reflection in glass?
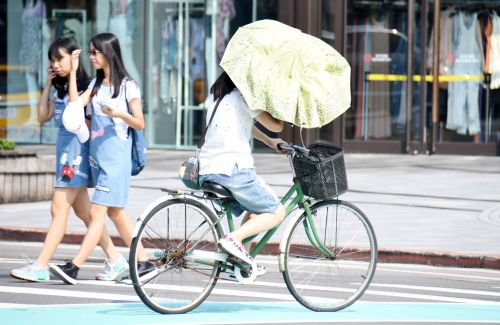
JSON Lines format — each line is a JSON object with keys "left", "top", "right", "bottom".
{"left": 346, "top": 1, "right": 413, "bottom": 141}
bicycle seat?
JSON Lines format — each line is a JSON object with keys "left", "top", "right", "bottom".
{"left": 200, "top": 181, "right": 232, "bottom": 199}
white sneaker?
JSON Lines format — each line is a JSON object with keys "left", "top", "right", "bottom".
{"left": 96, "top": 255, "right": 128, "bottom": 281}
{"left": 10, "top": 261, "right": 50, "bottom": 282}
{"left": 229, "top": 264, "right": 266, "bottom": 278}
{"left": 218, "top": 235, "right": 254, "bottom": 266}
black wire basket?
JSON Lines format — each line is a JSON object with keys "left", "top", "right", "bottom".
{"left": 292, "top": 144, "right": 348, "bottom": 200}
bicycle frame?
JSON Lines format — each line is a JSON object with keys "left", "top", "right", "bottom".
{"left": 220, "top": 179, "right": 334, "bottom": 259}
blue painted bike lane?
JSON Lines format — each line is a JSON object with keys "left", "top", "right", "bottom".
{"left": 2, "top": 302, "right": 500, "bottom": 325}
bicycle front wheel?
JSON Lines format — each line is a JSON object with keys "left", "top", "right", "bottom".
{"left": 129, "top": 197, "right": 223, "bottom": 314}
{"left": 283, "top": 200, "right": 377, "bottom": 312}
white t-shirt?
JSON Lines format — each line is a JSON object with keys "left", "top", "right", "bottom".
{"left": 87, "top": 78, "right": 141, "bottom": 140}
{"left": 199, "top": 89, "right": 262, "bottom": 176}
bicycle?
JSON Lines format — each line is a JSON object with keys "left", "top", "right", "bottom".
{"left": 128, "top": 143, "right": 378, "bottom": 314}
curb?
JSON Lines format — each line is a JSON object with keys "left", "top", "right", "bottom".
{"left": 2, "top": 226, "right": 500, "bottom": 270}
{"left": 0, "top": 226, "right": 127, "bottom": 248}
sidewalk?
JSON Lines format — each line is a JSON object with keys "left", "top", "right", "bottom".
{"left": 1, "top": 144, "right": 500, "bottom": 269}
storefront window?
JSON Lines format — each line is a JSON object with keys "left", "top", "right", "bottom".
{"left": 320, "top": 0, "right": 336, "bottom": 143}
{"left": 1, "top": 0, "right": 144, "bottom": 144}
{"left": 346, "top": 1, "right": 412, "bottom": 142}
{"left": 428, "top": 2, "right": 499, "bottom": 144}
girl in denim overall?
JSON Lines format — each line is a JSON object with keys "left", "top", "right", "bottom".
{"left": 49, "top": 33, "right": 150, "bottom": 284}
{"left": 10, "top": 38, "right": 123, "bottom": 283}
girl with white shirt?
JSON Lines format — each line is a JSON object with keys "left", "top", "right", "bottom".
{"left": 10, "top": 37, "right": 122, "bottom": 283}
{"left": 198, "top": 72, "right": 286, "bottom": 274}
{"left": 49, "top": 33, "right": 150, "bottom": 284}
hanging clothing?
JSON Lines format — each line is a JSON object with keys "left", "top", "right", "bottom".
{"left": 53, "top": 94, "right": 91, "bottom": 187}
{"left": 489, "top": 11, "right": 500, "bottom": 89}
{"left": 364, "top": 13, "right": 391, "bottom": 139}
{"left": 160, "top": 16, "right": 178, "bottom": 107}
{"left": 19, "top": 0, "right": 45, "bottom": 73}
{"left": 216, "top": 0, "right": 236, "bottom": 60}
{"left": 190, "top": 18, "right": 205, "bottom": 81}
{"left": 447, "top": 11, "right": 481, "bottom": 135}
{"left": 390, "top": 13, "right": 408, "bottom": 129}
{"left": 427, "top": 8, "right": 455, "bottom": 80}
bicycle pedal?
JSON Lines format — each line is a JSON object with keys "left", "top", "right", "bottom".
{"left": 226, "top": 256, "right": 250, "bottom": 269}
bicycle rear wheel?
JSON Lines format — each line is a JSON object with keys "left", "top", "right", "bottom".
{"left": 283, "top": 200, "right": 377, "bottom": 311}
{"left": 129, "top": 197, "right": 223, "bottom": 314}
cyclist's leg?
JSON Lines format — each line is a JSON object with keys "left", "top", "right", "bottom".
{"left": 230, "top": 206, "right": 285, "bottom": 243}
{"left": 218, "top": 168, "right": 284, "bottom": 263}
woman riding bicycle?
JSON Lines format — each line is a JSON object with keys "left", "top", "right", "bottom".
{"left": 198, "top": 71, "right": 286, "bottom": 270}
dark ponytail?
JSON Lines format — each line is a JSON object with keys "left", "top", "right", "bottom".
{"left": 210, "top": 71, "right": 236, "bottom": 100}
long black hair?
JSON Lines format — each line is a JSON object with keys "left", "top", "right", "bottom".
{"left": 89, "top": 33, "right": 133, "bottom": 98}
{"left": 210, "top": 71, "right": 236, "bottom": 100}
{"left": 48, "top": 37, "right": 89, "bottom": 99}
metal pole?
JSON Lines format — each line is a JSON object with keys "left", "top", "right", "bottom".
{"left": 485, "top": 73, "right": 491, "bottom": 142}
{"left": 406, "top": 0, "right": 415, "bottom": 153}
{"left": 431, "top": 0, "right": 440, "bottom": 154}
{"left": 420, "top": 0, "right": 428, "bottom": 153}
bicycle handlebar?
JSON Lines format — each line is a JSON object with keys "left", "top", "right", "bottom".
{"left": 278, "top": 143, "right": 310, "bottom": 155}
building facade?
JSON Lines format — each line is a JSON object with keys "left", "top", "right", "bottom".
{"left": 1, "top": 0, "right": 499, "bottom": 155}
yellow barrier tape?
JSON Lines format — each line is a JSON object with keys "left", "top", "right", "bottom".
{"left": 366, "top": 74, "right": 484, "bottom": 82}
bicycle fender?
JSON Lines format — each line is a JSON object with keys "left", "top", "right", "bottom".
{"left": 278, "top": 208, "right": 305, "bottom": 273}
{"left": 132, "top": 194, "right": 173, "bottom": 238}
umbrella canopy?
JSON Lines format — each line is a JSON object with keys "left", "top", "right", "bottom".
{"left": 220, "top": 19, "right": 351, "bottom": 128}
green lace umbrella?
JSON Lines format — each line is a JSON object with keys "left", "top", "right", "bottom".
{"left": 220, "top": 19, "right": 351, "bottom": 128}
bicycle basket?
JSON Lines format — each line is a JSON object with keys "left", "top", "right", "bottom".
{"left": 292, "top": 144, "right": 348, "bottom": 200}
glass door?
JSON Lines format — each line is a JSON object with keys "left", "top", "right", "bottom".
{"left": 343, "top": 0, "right": 428, "bottom": 153}
{"left": 145, "top": 0, "right": 217, "bottom": 148}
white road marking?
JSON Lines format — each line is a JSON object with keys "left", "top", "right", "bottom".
{"left": 370, "top": 283, "right": 500, "bottom": 297}
{"left": 375, "top": 266, "right": 500, "bottom": 281}
{"left": 0, "top": 285, "right": 140, "bottom": 302}
{"left": 138, "top": 321, "right": 500, "bottom": 325}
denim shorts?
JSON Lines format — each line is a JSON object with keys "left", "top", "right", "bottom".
{"left": 199, "top": 165, "right": 280, "bottom": 216}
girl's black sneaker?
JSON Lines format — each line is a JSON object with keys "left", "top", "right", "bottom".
{"left": 49, "top": 261, "right": 79, "bottom": 285}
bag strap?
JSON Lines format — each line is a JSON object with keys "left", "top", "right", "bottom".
{"left": 197, "top": 96, "right": 223, "bottom": 149}
{"left": 124, "top": 80, "right": 135, "bottom": 136}
{"left": 124, "top": 81, "right": 132, "bottom": 115}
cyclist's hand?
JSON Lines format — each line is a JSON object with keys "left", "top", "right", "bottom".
{"left": 269, "top": 138, "right": 287, "bottom": 153}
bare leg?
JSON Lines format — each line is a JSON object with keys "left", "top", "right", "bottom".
{"left": 72, "top": 188, "right": 120, "bottom": 261}
{"left": 240, "top": 213, "right": 253, "bottom": 252}
{"left": 107, "top": 207, "right": 148, "bottom": 261}
{"left": 473, "top": 132, "right": 480, "bottom": 143}
{"left": 231, "top": 205, "right": 286, "bottom": 243}
{"left": 72, "top": 203, "right": 108, "bottom": 267}
{"left": 36, "top": 188, "right": 78, "bottom": 267}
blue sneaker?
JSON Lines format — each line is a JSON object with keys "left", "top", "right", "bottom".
{"left": 11, "top": 262, "right": 50, "bottom": 282}
{"left": 95, "top": 255, "right": 128, "bottom": 281}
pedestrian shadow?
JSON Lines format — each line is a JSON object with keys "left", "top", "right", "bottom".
{"left": 96, "top": 301, "right": 302, "bottom": 316}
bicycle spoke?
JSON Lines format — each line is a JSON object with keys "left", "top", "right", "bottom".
{"left": 283, "top": 200, "right": 377, "bottom": 312}
{"left": 129, "top": 198, "right": 221, "bottom": 314}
